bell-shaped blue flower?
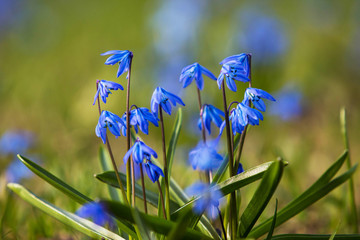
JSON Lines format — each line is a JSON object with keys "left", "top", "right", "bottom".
{"left": 95, "top": 111, "right": 126, "bottom": 144}
{"left": 217, "top": 53, "right": 250, "bottom": 92}
{"left": 120, "top": 107, "right": 159, "bottom": 135}
{"left": 101, "top": 50, "right": 133, "bottom": 78}
{"left": 237, "top": 163, "right": 244, "bottom": 174}
{"left": 151, "top": 87, "right": 185, "bottom": 117}
{"left": 186, "top": 182, "right": 223, "bottom": 220}
{"left": 179, "top": 62, "right": 216, "bottom": 90}
{"left": 76, "top": 202, "right": 114, "bottom": 228}
{"left": 123, "top": 139, "right": 158, "bottom": 164}
{"left": 144, "top": 161, "right": 164, "bottom": 183}
{"left": 243, "top": 87, "right": 276, "bottom": 111}
{"left": 93, "top": 80, "right": 124, "bottom": 105}
{"left": 189, "top": 139, "right": 223, "bottom": 171}
{"left": 198, "top": 104, "right": 224, "bottom": 134}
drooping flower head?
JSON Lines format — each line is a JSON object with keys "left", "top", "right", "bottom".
{"left": 123, "top": 138, "right": 158, "bottom": 164}
{"left": 186, "top": 182, "right": 224, "bottom": 220}
{"left": 120, "top": 107, "right": 159, "bottom": 135}
{"left": 151, "top": 87, "right": 185, "bottom": 117}
{"left": 179, "top": 62, "right": 216, "bottom": 90}
{"left": 95, "top": 111, "right": 126, "bottom": 144}
{"left": 101, "top": 50, "right": 133, "bottom": 78}
{"left": 217, "top": 53, "right": 250, "bottom": 92}
{"left": 220, "top": 102, "right": 263, "bottom": 135}
{"left": 144, "top": 161, "right": 164, "bottom": 183}
{"left": 189, "top": 138, "right": 223, "bottom": 171}
{"left": 243, "top": 87, "right": 276, "bottom": 111}
{"left": 0, "top": 130, "right": 34, "bottom": 155}
{"left": 198, "top": 104, "right": 225, "bottom": 134}
{"left": 76, "top": 202, "right": 114, "bottom": 228}
{"left": 93, "top": 80, "right": 124, "bottom": 105}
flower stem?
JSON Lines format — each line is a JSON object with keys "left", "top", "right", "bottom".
{"left": 159, "top": 106, "right": 170, "bottom": 219}
{"left": 96, "top": 82, "right": 128, "bottom": 204}
{"left": 218, "top": 207, "right": 227, "bottom": 240}
{"left": 157, "top": 180, "right": 167, "bottom": 219}
{"left": 221, "top": 81, "right": 236, "bottom": 239}
{"left": 139, "top": 163, "right": 148, "bottom": 213}
{"left": 197, "top": 88, "right": 211, "bottom": 183}
{"left": 126, "top": 60, "right": 133, "bottom": 204}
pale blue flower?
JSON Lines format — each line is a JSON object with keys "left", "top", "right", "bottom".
{"left": 179, "top": 63, "right": 216, "bottom": 90}
{"left": 6, "top": 157, "right": 34, "bottom": 183}
{"left": 123, "top": 139, "right": 158, "bottom": 164}
{"left": 198, "top": 104, "right": 224, "bottom": 134}
{"left": 76, "top": 202, "right": 114, "bottom": 228}
{"left": 189, "top": 139, "right": 223, "bottom": 171}
{"left": 93, "top": 80, "right": 124, "bottom": 105}
{"left": 186, "top": 182, "right": 223, "bottom": 220}
{"left": 95, "top": 111, "right": 126, "bottom": 144}
{"left": 0, "top": 130, "right": 34, "bottom": 155}
{"left": 243, "top": 87, "right": 276, "bottom": 111}
{"left": 151, "top": 87, "right": 185, "bottom": 117}
{"left": 101, "top": 50, "right": 133, "bottom": 78}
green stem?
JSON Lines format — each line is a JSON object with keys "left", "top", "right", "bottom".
{"left": 96, "top": 84, "right": 128, "bottom": 204}
{"left": 197, "top": 87, "right": 211, "bottom": 183}
{"left": 218, "top": 207, "right": 227, "bottom": 240}
{"left": 157, "top": 180, "right": 167, "bottom": 219}
{"left": 139, "top": 163, "right": 148, "bottom": 213}
{"left": 221, "top": 81, "right": 236, "bottom": 239}
{"left": 126, "top": 60, "right": 133, "bottom": 204}
{"left": 159, "top": 106, "right": 170, "bottom": 219}
{"left": 340, "top": 108, "right": 358, "bottom": 232}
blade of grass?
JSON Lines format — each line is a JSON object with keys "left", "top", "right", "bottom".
{"left": 340, "top": 108, "right": 358, "bottom": 232}
{"left": 238, "top": 160, "right": 284, "bottom": 238}
{"left": 249, "top": 164, "right": 358, "bottom": 238}
{"left": 265, "top": 199, "right": 278, "bottom": 240}
{"left": 270, "top": 234, "right": 360, "bottom": 240}
{"left": 7, "top": 183, "right": 125, "bottom": 240}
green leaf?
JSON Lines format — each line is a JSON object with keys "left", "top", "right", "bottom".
{"left": 270, "top": 234, "right": 360, "bottom": 239}
{"left": 265, "top": 199, "right": 278, "bottom": 240}
{"left": 101, "top": 200, "right": 213, "bottom": 240}
{"left": 172, "top": 160, "right": 277, "bottom": 218}
{"left": 17, "top": 154, "right": 92, "bottom": 204}
{"left": 131, "top": 208, "right": 152, "bottom": 240}
{"left": 99, "top": 146, "right": 122, "bottom": 202}
{"left": 167, "top": 206, "right": 193, "bottom": 240}
{"left": 158, "top": 108, "right": 182, "bottom": 218}
{"left": 18, "top": 155, "right": 136, "bottom": 237}
{"left": 239, "top": 160, "right": 284, "bottom": 238}
{"left": 95, "top": 171, "right": 180, "bottom": 211}
{"left": 249, "top": 163, "right": 357, "bottom": 239}
{"left": 7, "top": 183, "right": 124, "bottom": 240}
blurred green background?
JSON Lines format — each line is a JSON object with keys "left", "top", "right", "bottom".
{"left": 0, "top": 0, "right": 359, "bottom": 239}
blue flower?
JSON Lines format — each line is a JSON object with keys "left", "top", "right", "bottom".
{"left": 220, "top": 103, "right": 263, "bottom": 135}
{"left": 217, "top": 53, "right": 250, "bottom": 92}
{"left": 186, "top": 182, "right": 223, "bottom": 220}
{"left": 198, "top": 104, "right": 224, "bottom": 134}
{"left": 243, "top": 87, "right": 276, "bottom": 111}
{"left": 179, "top": 62, "right": 216, "bottom": 90}
{"left": 189, "top": 139, "right": 223, "bottom": 171}
{"left": 151, "top": 87, "right": 185, "bottom": 117}
{"left": 123, "top": 139, "right": 158, "bottom": 164}
{"left": 129, "top": 107, "right": 159, "bottom": 135}
{"left": 144, "top": 161, "right": 164, "bottom": 183}
{"left": 268, "top": 84, "right": 303, "bottom": 121}
{"left": 95, "top": 111, "right": 126, "bottom": 144}
{"left": 93, "top": 80, "right": 124, "bottom": 105}
{"left": 237, "top": 163, "right": 244, "bottom": 174}
{"left": 0, "top": 130, "right": 34, "bottom": 155}
{"left": 6, "top": 157, "right": 34, "bottom": 183}
{"left": 101, "top": 50, "right": 133, "bottom": 78}
{"left": 76, "top": 202, "right": 114, "bottom": 228}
